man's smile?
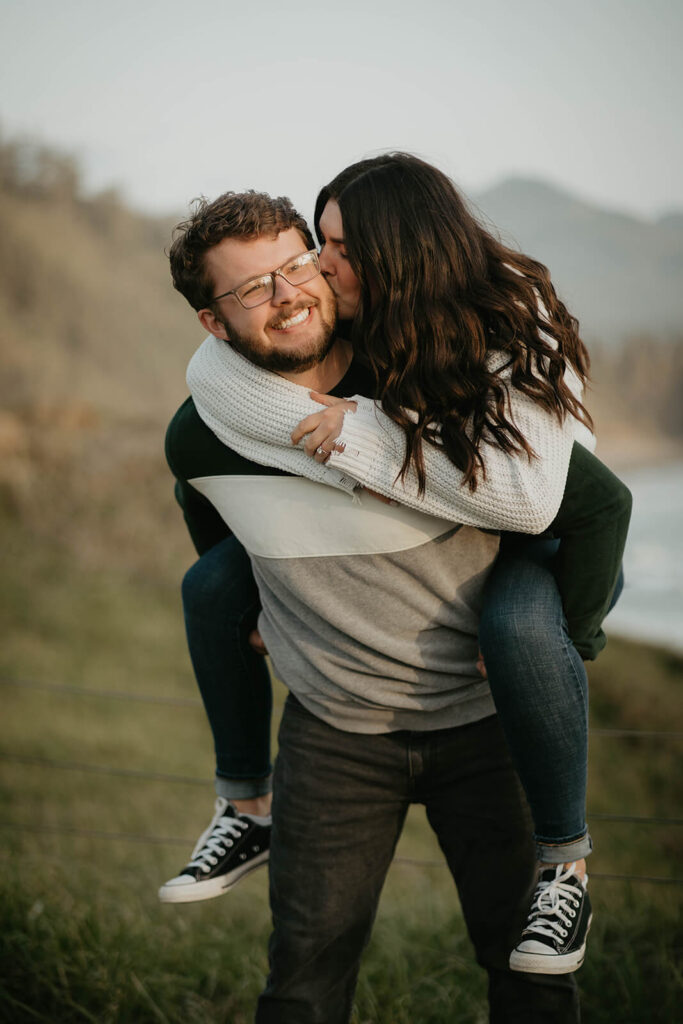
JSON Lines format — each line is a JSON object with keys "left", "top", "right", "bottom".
{"left": 270, "top": 305, "right": 314, "bottom": 332}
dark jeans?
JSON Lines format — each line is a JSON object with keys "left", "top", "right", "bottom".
{"left": 255, "top": 696, "right": 579, "bottom": 1024}
{"left": 182, "top": 534, "right": 273, "bottom": 798}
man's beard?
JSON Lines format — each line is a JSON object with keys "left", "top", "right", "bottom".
{"left": 219, "top": 299, "right": 338, "bottom": 374}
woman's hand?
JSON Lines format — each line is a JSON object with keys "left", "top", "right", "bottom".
{"left": 248, "top": 628, "right": 268, "bottom": 656}
{"left": 291, "top": 391, "right": 358, "bottom": 462}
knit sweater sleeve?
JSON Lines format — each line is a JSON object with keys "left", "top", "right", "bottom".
{"left": 328, "top": 372, "right": 596, "bottom": 532}
{"left": 188, "top": 335, "right": 595, "bottom": 533}
{"left": 187, "top": 337, "right": 360, "bottom": 496}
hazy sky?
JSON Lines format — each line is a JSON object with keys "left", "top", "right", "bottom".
{"left": 1, "top": 0, "right": 681, "bottom": 221}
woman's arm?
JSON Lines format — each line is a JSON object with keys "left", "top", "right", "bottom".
{"left": 188, "top": 335, "right": 593, "bottom": 533}
{"left": 321, "top": 389, "right": 596, "bottom": 533}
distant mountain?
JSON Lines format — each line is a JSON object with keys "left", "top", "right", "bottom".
{"left": 472, "top": 178, "right": 683, "bottom": 343}
{"left": 657, "top": 211, "right": 683, "bottom": 231}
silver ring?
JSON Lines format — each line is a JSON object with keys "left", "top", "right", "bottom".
{"left": 316, "top": 446, "right": 327, "bottom": 456}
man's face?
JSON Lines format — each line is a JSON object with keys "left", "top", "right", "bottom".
{"left": 199, "top": 228, "right": 337, "bottom": 374}
{"left": 318, "top": 200, "right": 362, "bottom": 320}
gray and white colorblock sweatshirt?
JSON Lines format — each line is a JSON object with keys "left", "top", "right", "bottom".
{"left": 167, "top": 360, "right": 498, "bottom": 734}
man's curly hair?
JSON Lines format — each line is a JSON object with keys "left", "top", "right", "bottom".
{"left": 169, "top": 190, "right": 314, "bottom": 311}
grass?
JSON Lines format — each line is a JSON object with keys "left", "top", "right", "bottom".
{"left": 1, "top": 517, "right": 682, "bottom": 1023}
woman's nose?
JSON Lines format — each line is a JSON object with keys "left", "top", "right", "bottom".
{"left": 318, "top": 244, "right": 334, "bottom": 276}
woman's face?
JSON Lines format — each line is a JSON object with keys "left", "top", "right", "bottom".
{"left": 317, "top": 200, "right": 362, "bottom": 320}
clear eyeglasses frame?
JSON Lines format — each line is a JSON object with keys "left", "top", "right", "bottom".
{"left": 211, "top": 249, "right": 321, "bottom": 309}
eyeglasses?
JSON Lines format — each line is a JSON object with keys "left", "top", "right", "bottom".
{"left": 212, "top": 249, "right": 321, "bottom": 309}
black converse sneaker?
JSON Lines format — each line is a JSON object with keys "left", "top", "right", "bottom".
{"left": 159, "top": 797, "right": 270, "bottom": 903}
{"left": 509, "top": 863, "right": 592, "bottom": 974}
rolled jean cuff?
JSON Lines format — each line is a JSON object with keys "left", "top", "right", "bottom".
{"left": 215, "top": 773, "right": 273, "bottom": 800}
{"left": 535, "top": 831, "right": 593, "bottom": 864}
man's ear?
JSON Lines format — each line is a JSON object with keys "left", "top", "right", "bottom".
{"left": 198, "top": 307, "right": 229, "bottom": 341}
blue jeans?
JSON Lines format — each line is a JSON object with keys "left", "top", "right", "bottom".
{"left": 182, "top": 535, "right": 272, "bottom": 798}
{"left": 256, "top": 695, "right": 579, "bottom": 1023}
{"left": 480, "top": 535, "right": 622, "bottom": 863}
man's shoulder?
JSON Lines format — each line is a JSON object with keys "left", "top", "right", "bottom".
{"left": 165, "top": 397, "right": 290, "bottom": 482}
{"left": 166, "top": 395, "right": 204, "bottom": 440}
{"left": 166, "top": 397, "right": 245, "bottom": 480}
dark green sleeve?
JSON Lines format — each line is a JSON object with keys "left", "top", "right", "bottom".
{"left": 165, "top": 400, "right": 233, "bottom": 556}
{"left": 172, "top": 477, "right": 232, "bottom": 556}
{"left": 548, "top": 442, "right": 632, "bottom": 660}
{"left": 165, "top": 395, "right": 292, "bottom": 557}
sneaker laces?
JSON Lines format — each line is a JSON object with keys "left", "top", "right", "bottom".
{"left": 522, "top": 863, "right": 585, "bottom": 942}
{"left": 187, "top": 812, "right": 249, "bottom": 875}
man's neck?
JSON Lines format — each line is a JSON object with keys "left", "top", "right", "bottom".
{"left": 278, "top": 338, "right": 353, "bottom": 394}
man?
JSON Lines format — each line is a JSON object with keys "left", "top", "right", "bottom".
{"left": 164, "top": 189, "right": 579, "bottom": 1022}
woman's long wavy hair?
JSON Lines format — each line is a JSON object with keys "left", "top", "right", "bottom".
{"left": 314, "top": 153, "right": 592, "bottom": 493}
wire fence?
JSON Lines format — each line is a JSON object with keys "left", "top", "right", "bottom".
{"left": 4, "top": 675, "right": 682, "bottom": 739}
{"left": 0, "top": 675, "right": 204, "bottom": 708}
{"left": 3, "top": 674, "right": 682, "bottom": 886}
{"left": 2, "top": 751, "right": 682, "bottom": 829}
{"left": 1, "top": 818, "right": 681, "bottom": 886}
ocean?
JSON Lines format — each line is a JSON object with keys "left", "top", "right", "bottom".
{"left": 604, "top": 460, "right": 683, "bottom": 653}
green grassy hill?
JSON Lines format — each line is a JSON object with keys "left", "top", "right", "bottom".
{"left": 1, "top": 515, "right": 681, "bottom": 1023}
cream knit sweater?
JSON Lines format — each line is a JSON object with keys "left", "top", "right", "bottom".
{"left": 187, "top": 335, "right": 595, "bottom": 534}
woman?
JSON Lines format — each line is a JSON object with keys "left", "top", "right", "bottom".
{"left": 175, "top": 154, "right": 631, "bottom": 975}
